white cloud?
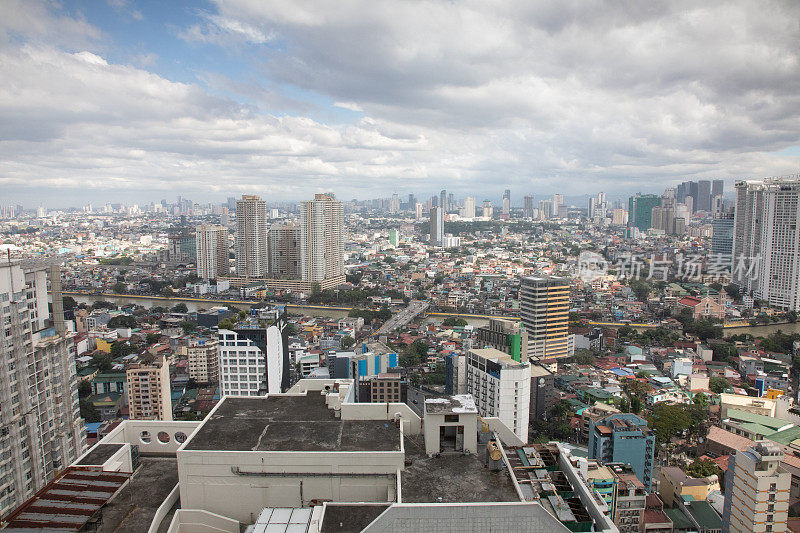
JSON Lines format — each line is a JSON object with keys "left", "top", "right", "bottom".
{"left": 3, "top": 0, "right": 800, "bottom": 204}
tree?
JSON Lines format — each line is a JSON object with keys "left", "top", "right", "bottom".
{"left": 572, "top": 349, "right": 596, "bottom": 365}
{"left": 107, "top": 315, "right": 137, "bottom": 329}
{"left": 180, "top": 321, "right": 196, "bottom": 334}
{"left": 685, "top": 458, "right": 721, "bottom": 479}
{"left": 91, "top": 352, "right": 112, "bottom": 372}
{"left": 110, "top": 341, "right": 134, "bottom": 358}
{"left": 400, "top": 340, "right": 429, "bottom": 367}
{"left": 63, "top": 296, "right": 77, "bottom": 311}
{"left": 146, "top": 332, "right": 161, "bottom": 345}
{"left": 709, "top": 377, "right": 730, "bottom": 394}
{"left": 551, "top": 399, "right": 573, "bottom": 420}
{"left": 442, "top": 317, "right": 468, "bottom": 327}
{"left": 341, "top": 336, "right": 356, "bottom": 349}
{"left": 218, "top": 319, "right": 235, "bottom": 330}
{"left": 78, "top": 380, "right": 92, "bottom": 398}
{"left": 724, "top": 284, "right": 741, "bottom": 301}
{"left": 647, "top": 403, "right": 692, "bottom": 445}
{"left": 693, "top": 392, "right": 710, "bottom": 408}
{"left": 172, "top": 303, "right": 188, "bottom": 313}
{"left": 113, "top": 282, "right": 126, "bottom": 294}
{"left": 629, "top": 279, "right": 652, "bottom": 302}
{"left": 630, "top": 396, "right": 642, "bottom": 414}
{"left": 79, "top": 398, "right": 102, "bottom": 423}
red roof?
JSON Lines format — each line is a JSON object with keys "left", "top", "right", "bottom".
{"left": 678, "top": 296, "right": 701, "bottom": 307}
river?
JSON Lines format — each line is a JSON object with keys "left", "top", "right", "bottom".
{"left": 64, "top": 292, "right": 800, "bottom": 337}
{"left": 66, "top": 293, "right": 352, "bottom": 319}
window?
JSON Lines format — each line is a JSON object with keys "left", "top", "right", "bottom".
{"left": 444, "top": 415, "right": 459, "bottom": 423}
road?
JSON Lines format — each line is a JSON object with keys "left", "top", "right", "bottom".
{"left": 406, "top": 387, "right": 427, "bottom": 416}
{"left": 374, "top": 300, "right": 429, "bottom": 336}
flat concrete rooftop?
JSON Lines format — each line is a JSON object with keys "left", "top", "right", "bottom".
{"left": 320, "top": 503, "right": 390, "bottom": 532}
{"left": 401, "top": 435, "right": 520, "bottom": 503}
{"left": 97, "top": 456, "right": 178, "bottom": 533}
{"left": 76, "top": 443, "right": 125, "bottom": 466}
{"left": 183, "top": 394, "right": 401, "bottom": 452}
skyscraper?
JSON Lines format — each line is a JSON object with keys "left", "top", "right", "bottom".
{"left": 415, "top": 202, "right": 423, "bottom": 221}
{"left": 502, "top": 189, "right": 511, "bottom": 215}
{"left": 482, "top": 200, "right": 493, "bottom": 218}
{"left": 462, "top": 196, "right": 476, "bottom": 218}
{"left": 627, "top": 194, "right": 662, "bottom": 231}
{"left": 195, "top": 225, "right": 229, "bottom": 280}
{"left": 0, "top": 262, "right": 85, "bottom": 515}
{"left": 389, "top": 193, "right": 400, "bottom": 214}
{"left": 520, "top": 276, "right": 570, "bottom": 360}
{"left": 268, "top": 223, "right": 300, "bottom": 279}
{"left": 538, "top": 199, "right": 553, "bottom": 220}
{"left": 524, "top": 195, "right": 535, "bottom": 218}
{"left": 299, "top": 193, "right": 344, "bottom": 283}
{"left": 552, "top": 194, "right": 563, "bottom": 215}
{"left": 733, "top": 178, "right": 800, "bottom": 311}
{"left": 429, "top": 206, "right": 444, "bottom": 246}
{"left": 698, "top": 180, "right": 712, "bottom": 212}
{"left": 722, "top": 441, "right": 789, "bottom": 533}
{"left": 712, "top": 211, "right": 735, "bottom": 258}
{"left": 712, "top": 179, "right": 724, "bottom": 198}
{"left": 235, "top": 195, "right": 268, "bottom": 278}
{"left": 440, "top": 189, "right": 447, "bottom": 212}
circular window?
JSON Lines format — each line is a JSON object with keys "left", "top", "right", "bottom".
{"left": 140, "top": 431, "right": 151, "bottom": 444}
{"left": 174, "top": 432, "right": 187, "bottom": 444}
{"left": 157, "top": 431, "right": 170, "bottom": 444}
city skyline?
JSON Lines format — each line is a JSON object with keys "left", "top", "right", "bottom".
{"left": 2, "top": 1, "right": 800, "bottom": 205}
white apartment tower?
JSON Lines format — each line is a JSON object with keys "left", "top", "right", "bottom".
{"left": 732, "top": 178, "right": 800, "bottom": 311}
{"left": 429, "top": 206, "right": 444, "bottom": 246}
{"left": 723, "top": 441, "right": 789, "bottom": 533}
{"left": 465, "top": 348, "right": 531, "bottom": 442}
{"left": 520, "top": 276, "right": 571, "bottom": 360}
{"left": 195, "top": 224, "right": 229, "bottom": 280}
{"left": 299, "top": 194, "right": 345, "bottom": 283}
{"left": 235, "top": 195, "right": 268, "bottom": 278}
{"left": 462, "top": 197, "right": 476, "bottom": 219}
{"left": 0, "top": 262, "right": 84, "bottom": 515}
{"left": 218, "top": 321, "right": 287, "bottom": 397}
{"left": 187, "top": 338, "right": 220, "bottom": 384}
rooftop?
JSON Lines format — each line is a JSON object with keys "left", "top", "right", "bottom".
{"left": 400, "top": 434, "right": 519, "bottom": 503}
{"left": 319, "top": 503, "right": 390, "bottom": 532}
{"left": 470, "top": 347, "right": 530, "bottom": 368}
{"left": 76, "top": 443, "right": 124, "bottom": 466}
{"left": 183, "top": 394, "right": 401, "bottom": 452}
{"left": 424, "top": 395, "right": 477, "bottom": 415}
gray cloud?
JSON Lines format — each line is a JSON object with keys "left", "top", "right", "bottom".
{"left": 2, "top": 0, "right": 800, "bottom": 205}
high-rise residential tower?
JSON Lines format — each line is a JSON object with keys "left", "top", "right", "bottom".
{"left": 267, "top": 223, "right": 300, "bottom": 279}
{"left": 126, "top": 354, "right": 172, "bottom": 421}
{"left": 502, "top": 189, "right": 511, "bottom": 215}
{"left": 732, "top": 178, "right": 800, "bottom": 311}
{"left": 0, "top": 262, "right": 84, "bottom": 515}
{"left": 299, "top": 194, "right": 344, "bottom": 283}
{"left": 235, "top": 195, "right": 268, "bottom": 278}
{"left": 524, "top": 195, "right": 535, "bottom": 218}
{"left": 462, "top": 196, "right": 476, "bottom": 219}
{"left": 195, "top": 225, "right": 229, "bottom": 280}
{"left": 722, "top": 441, "right": 789, "bottom": 533}
{"left": 429, "top": 206, "right": 444, "bottom": 246}
{"left": 520, "top": 276, "right": 571, "bottom": 360}
{"left": 627, "top": 194, "right": 662, "bottom": 231}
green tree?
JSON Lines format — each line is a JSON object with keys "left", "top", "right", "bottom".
{"left": 180, "top": 321, "right": 196, "bottom": 334}
{"left": 693, "top": 392, "right": 710, "bottom": 408}
{"left": 91, "top": 352, "right": 112, "bottom": 372}
{"left": 110, "top": 341, "right": 134, "bottom": 358}
{"left": 572, "top": 349, "right": 595, "bottom": 365}
{"left": 107, "top": 315, "right": 137, "bottom": 329}
{"left": 647, "top": 403, "right": 692, "bottom": 445}
{"left": 145, "top": 332, "right": 161, "bottom": 345}
{"left": 709, "top": 377, "right": 730, "bottom": 394}
{"left": 63, "top": 296, "right": 77, "bottom": 311}
{"left": 79, "top": 398, "right": 102, "bottom": 423}
{"left": 218, "top": 318, "right": 235, "bottom": 330}
{"left": 630, "top": 396, "right": 642, "bottom": 414}
{"left": 78, "top": 380, "right": 92, "bottom": 398}
{"left": 685, "top": 458, "right": 721, "bottom": 478}
{"left": 442, "top": 317, "right": 468, "bottom": 327}
{"left": 172, "top": 303, "right": 188, "bottom": 313}
{"left": 341, "top": 336, "right": 356, "bottom": 349}
{"left": 113, "top": 281, "right": 126, "bottom": 294}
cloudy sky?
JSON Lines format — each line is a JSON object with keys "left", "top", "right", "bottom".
{"left": 2, "top": 0, "right": 800, "bottom": 207}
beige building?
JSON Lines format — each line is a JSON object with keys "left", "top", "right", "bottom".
{"left": 235, "top": 194, "right": 269, "bottom": 278}
{"left": 520, "top": 276, "right": 571, "bottom": 360}
{"left": 187, "top": 338, "right": 219, "bottom": 384}
{"left": 611, "top": 469, "right": 646, "bottom": 533}
{"left": 723, "top": 441, "right": 789, "bottom": 533}
{"left": 126, "top": 354, "right": 173, "bottom": 421}
{"left": 267, "top": 223, "right": 300, "bottom": 279}
{"left": 299, "top": 193, "right": 344, "bottom": 283}
{"left": 659, "top": 466, "right": 720, "bottom": 507}
{"left": 195, "top": 224, "right": 229, "bottom": 280}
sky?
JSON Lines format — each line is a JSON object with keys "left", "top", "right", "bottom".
{"left": 1, "top": 0, "right": 800, "bottom": 208}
